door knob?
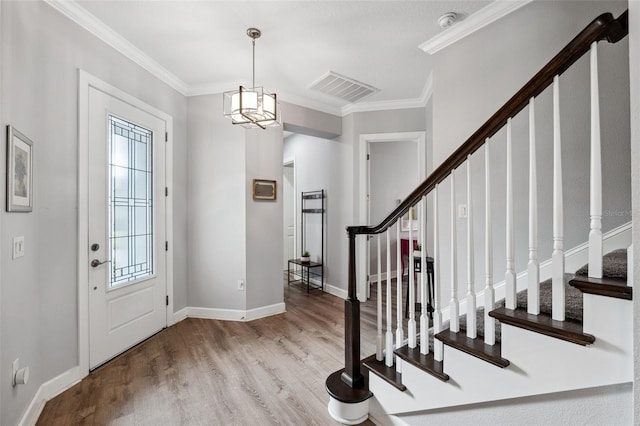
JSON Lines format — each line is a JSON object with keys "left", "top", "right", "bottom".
{"left": 91, "top": 259, "right": 111, "bottom": 268}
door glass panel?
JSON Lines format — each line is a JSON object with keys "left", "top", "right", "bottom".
{"left": 108, "top": 116, "right": 154, "bottom": 287}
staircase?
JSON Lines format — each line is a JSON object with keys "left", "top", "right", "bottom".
{"left": 326, "top": 10, "right": 631, "bottom": 425}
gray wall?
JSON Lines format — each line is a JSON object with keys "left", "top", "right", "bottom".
{"left": 187, "top": 94, "right": 247, "bottom": 310}
{"left": 245, "top": 127, "right": 284, "bottom": 310}
{"left": 369, "top": 141, "right": 419, "bottom": 274}
{"left": 283, "top": 133, "right": 352, "bottom": 292}
{"left": 431, "top": 0, "right": 630, "bottom": 300}
{"left": 187, "top": 95, "right": 285, "bottom": 312}
{"left": 0, "top": 2, "right": 188, "bottom": 425}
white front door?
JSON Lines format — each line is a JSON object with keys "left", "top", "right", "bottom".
{"left": 88, "top": 87, "right": 167, "bottom": 369}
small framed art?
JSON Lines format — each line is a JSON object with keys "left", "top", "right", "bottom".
{"left": 6, "top": 125, "right": 33, "bottom": 212}
{"left": 253, "top": 179, "right": 276, "bottom": 201}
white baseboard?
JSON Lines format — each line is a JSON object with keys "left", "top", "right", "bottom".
{"left": 245, "top": 303, "right": 286, "bottom": 321}
{"left": 440, "top": 221, "right": 632, "bottom": 322}
{"left": 370, "top": 270, "right": 399, "bottom": 284}
{"left": 172, "top": 307, "right": 189, "bottom": 325}
{"left": 324, "top": 282, "right": 348, "bottom": 299}
{"left": 186, "top": 303, "right": 286, "bottom": 322}
{"left": 18, "top": 366, "right": 83, "bottom": 426}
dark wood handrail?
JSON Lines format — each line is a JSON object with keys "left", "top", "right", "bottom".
{"left": 328, "top": 10, "right": 629, "bottom": 401}
{"left": 348, "top": 10, "right": 628, "bottom": 238}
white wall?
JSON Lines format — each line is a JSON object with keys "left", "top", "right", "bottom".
{"left": 283, "top": 133, "right": 352, "bottom": 294}
{"left": 0, "top": 2, "right": 188, "bottom": 424}
{"left": 431, "top": 0, "right": 630, "bottom": 302}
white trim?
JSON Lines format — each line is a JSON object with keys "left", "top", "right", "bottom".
{"left": 342, "top": 74, "right": 432, "bottom": 116}
{"left": 186, "top": 304, "right": 286, "bottom": 322}
{"left": 419, "top": 0, "right": 534, "bottom": 54}
{"left": 44, "top": 0, "right": 188, "bottom": 95}
{"left": 245, "top": 303, "right": 287, "bottom": 321}
{"left": 18, "top": 366, "right": 83, "bottom": 426}
{"left": 439, "top": 222, "right": 632, "bottom": 322}
{"left": 358, "top": 132, "right": 426, "bottom": 301}
{"left": 172, "top": 307, "right": 189, "bottom": 324}
{"left": 78, "top": 70, "right": 175, "bottom": 376}
{"left": 369, "top": 270, "right": 399, "bottom": 284}
{"left": 324, "top": 283, "right": 349, "bottom": 300}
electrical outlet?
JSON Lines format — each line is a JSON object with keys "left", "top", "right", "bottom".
{"left": 238, "top": 279, "right": 245, "bottom": 291}
{"left": 458, "top": 204, "right": 468, "bottom": 219}
{"left": 12, "top": 236, "right": 25, "bottom": 259}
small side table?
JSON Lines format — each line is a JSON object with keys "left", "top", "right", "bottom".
{"left": 288, "top": 259, "right": 324, "bottom": 293}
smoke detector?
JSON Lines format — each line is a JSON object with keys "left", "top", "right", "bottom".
{"left": 438, "top": 12, "right": 457, "bottom": 28}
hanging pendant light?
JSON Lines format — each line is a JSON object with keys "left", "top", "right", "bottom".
{"left": 223, "top": 28, "right": 280, "bottom": 129}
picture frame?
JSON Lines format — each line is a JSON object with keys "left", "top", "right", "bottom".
{"left": 253, "top": 179, "right": 276, "bottom": 201}
{"left": 6, "top": 125, "right": 33, "bottom": 212}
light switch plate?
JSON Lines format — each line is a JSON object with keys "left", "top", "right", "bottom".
{"left": 12, "top": 236, "right": 25, "bottom": 259}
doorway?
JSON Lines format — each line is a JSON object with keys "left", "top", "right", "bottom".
{"left": 358, "top": 132, "right": 425, "bottom": 300}
{"left": 79, "top": 71, "right": 174, "bottom": 373}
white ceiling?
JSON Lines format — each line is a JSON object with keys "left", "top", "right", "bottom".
{"left": 72, "top": 0, "right": 492, "bottom": 114}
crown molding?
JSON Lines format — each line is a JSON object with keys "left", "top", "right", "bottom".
{"left": 419, "top": 0, "right": 534, "bottom": 55}
{"left": 44, "top": 0, "right": 189, "bottom": 95}
{"left": 341, "top": 73, "right": 432, "bottom": 116}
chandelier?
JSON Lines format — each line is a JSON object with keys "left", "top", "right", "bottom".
{"left": 223, "top": 28, "right": 280, "bottom": 129}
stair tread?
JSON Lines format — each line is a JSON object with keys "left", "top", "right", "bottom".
{"left": 489, "top": 307, "right": 595, "bottom": 346}
{"left": 362, "top": 354, "right": 407, "bottom": 391}
{"left": 434, "top": 329, "right": 509, "bottom": 368}
{"left": 569, "top": 275, "right": 632, "bottom": 300}
{"left": 394, "top": 345, "right": 449, "bottom": 382}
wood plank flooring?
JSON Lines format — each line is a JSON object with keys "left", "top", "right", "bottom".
{"left": 37, "top": 279, "right": 385, "bottom": 425}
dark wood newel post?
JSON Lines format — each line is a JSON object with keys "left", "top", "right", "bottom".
{"left": 341, "top": 228, "right": 364, "bottom": 388}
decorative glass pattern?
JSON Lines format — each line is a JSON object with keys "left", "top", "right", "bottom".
{"left": 108, "top": 116, "right": 154, "bottom": 287}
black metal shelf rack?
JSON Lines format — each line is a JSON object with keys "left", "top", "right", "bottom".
{"left": 287, "top": 189, "right": 325, "bottom": 292}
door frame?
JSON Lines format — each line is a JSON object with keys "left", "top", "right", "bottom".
{"left": 78, "top": 70, "right": 174, "bottom": 375}
{"left": 283, "top": 155, "right": 297, "bottom": 262}
{"left": 357, "top": 132, "right": 425, "bottom": 301}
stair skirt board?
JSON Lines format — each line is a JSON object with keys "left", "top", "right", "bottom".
{"left": 369, "top": 297, "right": 633, "bottom": 416}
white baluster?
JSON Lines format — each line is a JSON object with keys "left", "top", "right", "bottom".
{"left": 589, "top": 41, "right": 603, "bottom": 279}
{"left": 552, "top": 75, "right": 566, "bottom": 321}
{"left": 450, "top": 170, "right": 460, "bottom": 332}
{"left": 420, "top": 197, "right": 429, "bottom": 354}
{"left": 376, "top": 235, "right": 383, "bottom": 361}
{"left": 528, "top": 98, "right": 540, "bottom": 315}
{"left": 385, "top": 229, "right": 394, "bottom": 367}
{"left": 505, "top": 118, "right": 516, "bottom": 309}
{"left": 466, "top": 156, "right": 477, "bottom": 338}
{"left": 396, "top": 221, "right": 404, "bottom": 373}
{"left": 433, "top": 185, "right": 444, "bottom": 361}
{"left": 408, "top": 206, "right": 417, "bottom": 348}
{"left": 484, "top": 142, "right": 496, "bottom": 345}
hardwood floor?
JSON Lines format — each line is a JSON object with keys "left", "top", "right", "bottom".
{"left": 37, "top": 280, "right": 383, "bottom": 425}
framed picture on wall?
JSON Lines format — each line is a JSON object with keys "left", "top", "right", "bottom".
{"left": 253, "top": 179, "right": 277, "bottom": 201}
{"left": 6, "top": 125, "right": 33, "bottom": 212}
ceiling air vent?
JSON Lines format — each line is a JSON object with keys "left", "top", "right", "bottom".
{"left": 309, "top": 71, "right": 379, "bottom": 103}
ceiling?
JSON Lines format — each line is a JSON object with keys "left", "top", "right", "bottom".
{"left": 72, "top": 1, "right": 492, "bottom": 115}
